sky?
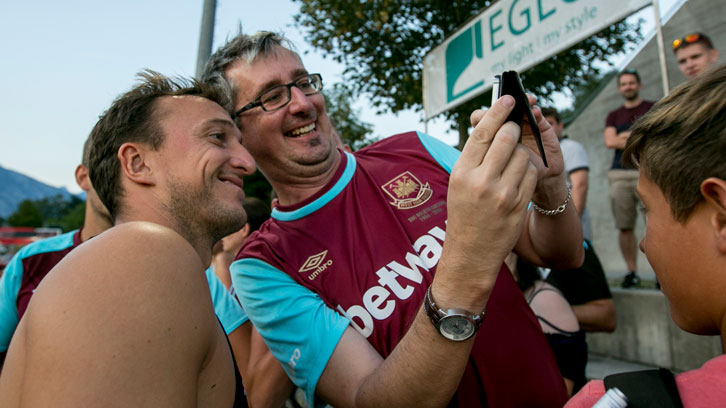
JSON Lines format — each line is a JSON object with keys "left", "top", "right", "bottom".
{"left": 0, "top": 0, "right": 677, "bottom": 195}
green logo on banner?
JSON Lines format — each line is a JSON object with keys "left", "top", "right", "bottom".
{"left": 446, "top": 20, "right": 484, "bottom": 103}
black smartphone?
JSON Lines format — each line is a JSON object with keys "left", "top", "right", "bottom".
{"left": 492, "top": 71, "right": 548, "bottom": 167}
{"left": 604, "top": 369, "right": 683, "bottom": 408}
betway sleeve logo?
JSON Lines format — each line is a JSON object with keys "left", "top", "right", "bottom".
{"left": 336, "top": 225, "right": 446, "bottom": 338}
{"left": 299, "top": 250, "right": 333, "bottom": 281}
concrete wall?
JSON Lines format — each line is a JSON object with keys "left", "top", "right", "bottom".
{"left": 587, "top": 289, "right": 722, "bottom": 372}
{"left": 565, "top": 0, "right": 726, "bottom": 281}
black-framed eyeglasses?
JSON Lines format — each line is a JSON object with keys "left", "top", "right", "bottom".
{"left": 234, "top": 73, "right": 323, "bottom": 116}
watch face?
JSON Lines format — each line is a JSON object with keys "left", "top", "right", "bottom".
{"left": 439, "top": 315, "right": 476, "bottom": 341}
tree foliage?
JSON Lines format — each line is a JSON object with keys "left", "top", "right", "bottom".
{"left": 8, "top": 200, "right": 43, "bottom": 228}
{"left": 34, "top": 194, "right": 83, "bottom": 222}
{"left": 557, "top": 68, "right": 618, "bottom": 124}
{"left": 322, "top": 83, "right": 377, "bottom": 151}
{"left": 7, "top": 194, "right": 85, "bottom": 232}
{"left": 293, "top": 0, "right": 642, "bottom": 148}
{"left": 243, "top": 170, "right": 274, "bottom": 204}
{"left": 53, "top": 200, "right": 86, "bottom": 232}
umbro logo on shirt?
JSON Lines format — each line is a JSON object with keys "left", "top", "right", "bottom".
{"left": 299, "top": 250, "right": 333, "bottom": 281}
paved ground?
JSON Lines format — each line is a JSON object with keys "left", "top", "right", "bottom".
{"left": 586, "top": 353, "right": 660, "bottom": 380}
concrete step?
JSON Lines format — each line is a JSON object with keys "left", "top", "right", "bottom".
{"left": 586, "top": 353, "right": 660, "bottom": 380}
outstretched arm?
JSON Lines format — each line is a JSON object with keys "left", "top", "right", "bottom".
{"left": 514, "top": 97, "right": 584, "bottom": 269}
{"left": 573, "top": 299, "right": 616, "bottom": 333}
{"left": 315, "top": 95, "right": 538, "bottom": 408}
{"left": 569, "top": 169, "right": 588, "bottom": 218}
{"left": 604, "top": 127, "right": 630, "bottom": 150}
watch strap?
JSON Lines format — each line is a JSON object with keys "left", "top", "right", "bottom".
{"left": 424, "top": 285, "right": 486, "bottom": 328}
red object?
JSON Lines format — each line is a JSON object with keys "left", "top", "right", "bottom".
{"left": 0, "top": 227, "right": 62, "bottom": 270}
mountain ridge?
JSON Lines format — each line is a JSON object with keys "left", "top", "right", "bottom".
{"left": 0, "top": 165, "right": 81, "bottom": 218}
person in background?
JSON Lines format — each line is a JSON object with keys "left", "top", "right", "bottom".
{"left": 509, "top": 107, "right": 616, "bottom": 395}
{"left": 543, "top": 107, "right": 592, "bottom": 241}
{"left": 514, "top": 257, "right": 587, "bottom": 397}
{"left": 672, "top": 32, "right": 719, "bottom": 80}
{"left": 210, "top": 196, "right": 294, "bottom": 408}
{"left": 542, "top": 107, "right": 615, "bottom": 334}
{"left": 567, "top": 64, "right": 726, "bottom": 408}
{"left": 211, "top": 197, "right": 271, "bottom": 289}
{"left": 0, "top": 138, "right": 112, "bottom": 369}
{"left": 603, "top": 69, "right": 655, "bottom": 288}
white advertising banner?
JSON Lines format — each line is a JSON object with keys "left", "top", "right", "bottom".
{"left": 422, "top": 0, "right": 651, "bottom": 118}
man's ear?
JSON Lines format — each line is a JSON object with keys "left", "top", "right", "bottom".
{"left": 700, "top": 177, "right": 726, "bottom": 253}
{"left": 708, "top": 49, "right": 719, "bottom": 63}
{"left": 74, "top": 164, "right": 91, "bottom": 192}
{"left": 118, "top": 142, "right": 155, "bottom": 186}
{"left": 240, "top": 223, "right": 251, "bottom": 241}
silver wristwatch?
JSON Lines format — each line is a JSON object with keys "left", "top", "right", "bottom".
{"left": 423, "top": 285, "right": 486, "bottom": 341}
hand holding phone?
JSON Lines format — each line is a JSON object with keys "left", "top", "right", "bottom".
{"left": 492, "top": 71, "right": 548, "bottom": 167}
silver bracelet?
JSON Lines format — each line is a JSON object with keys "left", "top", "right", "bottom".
{"left": 531, "top": 187, "right": 572, "bottom": 216}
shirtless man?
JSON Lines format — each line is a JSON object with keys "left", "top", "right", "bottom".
{"left": 0, "top": 71, "right": 255, "bottom": 407}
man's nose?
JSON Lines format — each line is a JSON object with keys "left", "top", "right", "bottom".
{"left": 287, "top": 86, "right": 315, "bottom": 114}
{"left": 229, "top": 140, "right": 256, "bottom": 175}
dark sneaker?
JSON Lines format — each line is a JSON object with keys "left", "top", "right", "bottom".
{"left": 621, "top": 271, "right": 640, "bottom": 288}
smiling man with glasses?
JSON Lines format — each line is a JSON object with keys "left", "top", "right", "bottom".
{"left": 672, "top": 32, "right": 719, "bottom": 80}
{"left": 203, "top": 31, "right": 584, "bottom": 407}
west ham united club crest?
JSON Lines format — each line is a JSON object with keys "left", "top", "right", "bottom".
{"left": 382, "top": 171, "right": 433, "bottom": 209}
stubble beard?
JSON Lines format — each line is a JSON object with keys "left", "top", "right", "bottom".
{"left": 294, "top": 136, "right": 329, "bottom": 165}
{"left": 165, "top": 177, "right": 247, "bottom": 249}
{"left": 623, "top": 90, "right": 639, "bottom": 102}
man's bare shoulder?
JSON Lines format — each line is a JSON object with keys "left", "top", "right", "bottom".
{"left": 31, "top": 221, "right": 212, "bottom": 330}
{"left": 3, "top": 221, "right": 222, "bottom": 406}
{"left": 82, "top": 221, "right": 201, "bottom": 269}
{"left": 40, "top": 221, "right": 202, "bottom": 290}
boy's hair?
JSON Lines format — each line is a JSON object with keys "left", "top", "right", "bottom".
{"left": 541, "top": 107, "right": 561, "bottom": 123}
{"left": 623, "top": 64, "right": 726, "bottom": 222}
{"left": 81, "top": 136, "right": 93, "bottom": 167}
{"left": 88, "top": 70, "right": 232, "bottom": 220}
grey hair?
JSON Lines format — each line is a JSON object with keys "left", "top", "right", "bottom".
{"left": 202, "top": 31, "right": 299, "bottom": 101}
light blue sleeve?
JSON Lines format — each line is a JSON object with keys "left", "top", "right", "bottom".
{"left": 0, "top": 253, "right": 23, "bottom": 351}
{"left": 205, "top": 267, "right": 248, "bottom": 334}
{"left": 416, "top": 131, "right": 461, "bottom": 174}
{"left": 231, "top": 258, "right": 350, "bottom": 408}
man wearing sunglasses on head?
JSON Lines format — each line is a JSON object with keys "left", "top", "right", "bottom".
{"left": 672, "top": 32, "right": 719, "bottom": 80}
